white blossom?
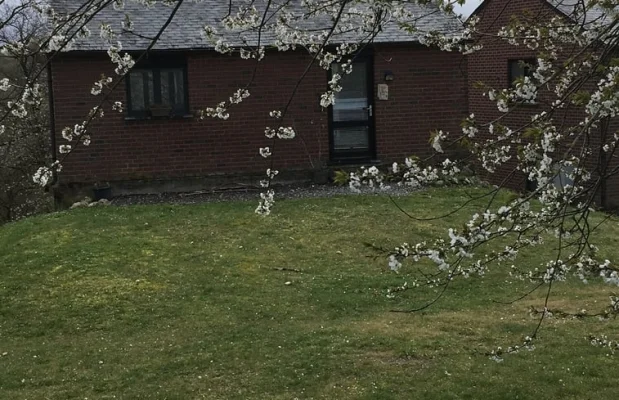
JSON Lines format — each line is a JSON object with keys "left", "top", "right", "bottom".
{"left": 259, "top": 147, "right": 272, "bottom": 158}
{"left": 276, "top": 127, "right": 295, "bottom": 139}
{"left": 33, "top": 167, "right": 52, "bottom": 186}
{"left": 0, "top": 78, "right": 10, "bottom": 91}
{"left": 431, "top": 130, "right": 447, "bottom": 153}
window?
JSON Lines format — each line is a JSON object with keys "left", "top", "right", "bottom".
{"left": 553, "top": 164, "right": 575, "bottom": 190}
{"left": 508, "top": 58, "right": 536, "bottom": 88}
{"left": 126, "top": 57, "right": 188, "bottom": 118}
{"left": 525, "top": 178, "right": 537, "bottom": 192}
{"left": 525, "top": 164, "right": 574, "bottom": 193}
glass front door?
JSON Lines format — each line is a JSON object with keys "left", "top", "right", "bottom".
{"left": 329, "top": 58, "right": 375, "bottom": 162}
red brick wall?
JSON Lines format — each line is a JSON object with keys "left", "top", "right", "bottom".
{"left": 51, "top": 45, "right": 467, "bottom": 185}
{"left": 468, "top": 0, "right": 619, "bottom": 207}
{"left": 51, "top": 51, "right": 327, "bottom": 183}
{"left": 374, "top": 45, "right": 468, "bottom": 160}
{"left": 468, "top": 0, "right": 556, "bottom": 190}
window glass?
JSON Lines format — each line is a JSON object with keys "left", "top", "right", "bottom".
{"left": 510, "top": 62, "right": 526, "bottom": 81}
{"left": 147, "top": 71, "right": 155, "bottom": 105}
{"left": 128, "top": 70, "right": 154, "bottom": 111}
{"left": 333, "top": 127, "right": 369, "bottom": 150}
{"left": 127, "top": 62, "right": 186, "bottom": 117}
{"left": 160, "top": 69, "right": 171, "bottom": 106}
{"left": 332, "top": 63, "right": 368, "bottom": 122}
{"left": 509, "top": 59, "right": 535, "bottom": 87}
{"left": 159, "top": 69, "right": 185, "bottom": 109}
{"left": 173, "top": 70, "right": 185, "bottom": 106}
{"left": 129, "top": 71, "right": 145, "bottom": 110}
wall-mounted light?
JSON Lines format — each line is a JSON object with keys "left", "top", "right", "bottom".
{"left": 384, "top": 70, "right": 394, "bottom": 81}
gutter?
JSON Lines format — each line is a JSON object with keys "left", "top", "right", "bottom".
{"left": 46, "top": 59, "right": 58, "bottom": 189}
{"left": 599, "top": 117, "right": 609, "bottom": 209}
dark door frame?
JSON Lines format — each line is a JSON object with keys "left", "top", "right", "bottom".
{"left": 327, "top": 53, "right": 376, "bottom": 164}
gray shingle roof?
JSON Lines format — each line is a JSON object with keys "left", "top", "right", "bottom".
{"left": 547, "top": 0, "right": 614, "bottom": 26}
{"left": 50, "top": 0, "right": 464, "bottom": 51}
{"left": 470, "top": 0, "right": 614, "bottom": 27}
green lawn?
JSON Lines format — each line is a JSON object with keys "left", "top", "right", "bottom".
{"left": 1, "top": 186, "right": 619, "bottom": 399}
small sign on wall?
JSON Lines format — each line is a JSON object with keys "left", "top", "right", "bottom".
{"left": 377, "top": 84, "right": 389, "bottom": 100}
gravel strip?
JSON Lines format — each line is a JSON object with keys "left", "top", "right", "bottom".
{"left": 111, "top": 183, "right": 422, "bottom": 206}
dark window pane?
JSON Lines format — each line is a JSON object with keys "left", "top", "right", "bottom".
{"left": 130, "top": 70, "right": 154, "bottom": 111}
{"left": 525, "top": 178, "right": 537, "bottom": 192}
{"left": 146, "top": 70, "right": 154, "bottom": 106}
{"left": 333, "top": 127, "right": 369, "bottom": 150}
{"left": 173, "top": 70, "right": 185, "bottom": 107}
{"left": 160, "top": 69, "right": 171, "bottom": 106}
{"left": 129, "top": 71, "right": 145, "bottom": 110}
{"left": 509, "top": 59, "right": 535, "bottom": 87}
{"left": 332, "top": 63, "right": 368, "bottom": 122}
{"left": 159, "top": 68, "right": 185, "bottom": 110}
{"left": 510, "top": 61, "right": 526, "bottom": 81}
{"left": 127, "top": 62, "right": 186, "bottom": 117}
{"left": 336, "top": 63, "right": 367, "bottom": 100}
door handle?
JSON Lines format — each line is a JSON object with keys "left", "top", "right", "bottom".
{"left": 364, "top": 105, "right": 373, "bottom": 117}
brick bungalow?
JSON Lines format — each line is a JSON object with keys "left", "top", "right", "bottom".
{"left": 468, "top": 0, "right": 619, "bottom": 207}
{"left": 48, "top": 1, "right": 468, "bottom": 200}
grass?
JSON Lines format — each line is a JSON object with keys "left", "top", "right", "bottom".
{"left": 1, "top": 186, "right": 619, "bottom": 399}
